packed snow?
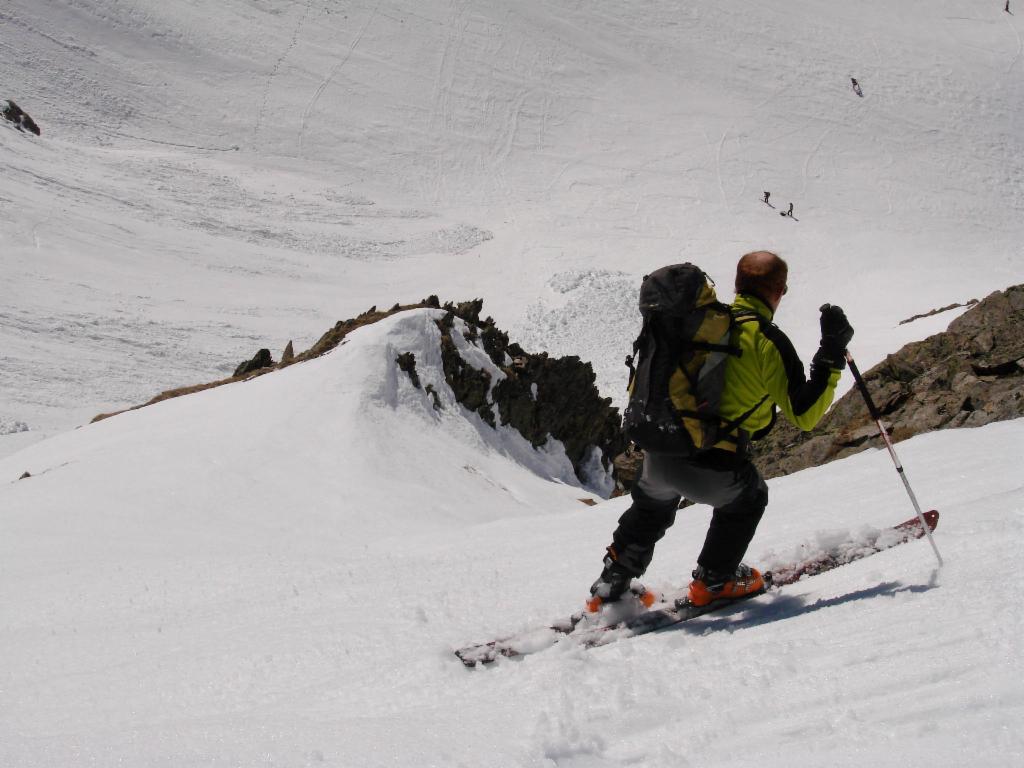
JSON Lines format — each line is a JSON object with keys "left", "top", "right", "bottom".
{"left": 2, "top": 0, "right": 1023, "bottom": 766}
{"left": 2, "top": 312, "right": 1023, "bottom": 766}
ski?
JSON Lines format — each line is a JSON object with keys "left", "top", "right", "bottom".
{"left": 768, "top": 509, "right": 939, "bottom": 587}
{"left": 455, "top": 510, "right": 939, "bottom": 667}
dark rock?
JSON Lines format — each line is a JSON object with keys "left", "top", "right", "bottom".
{"left": 281, "top": 340, "right": 295, "bottom": 364}
{"left": 434, "top": 306, "right": 625, "bottom": 486}
{"left": 233, "top": 348, "right": 274, "bottom": 377}
{"left": 442, "top": 299, "right": 483, "bottom": 325}
{"left": 611, "top": 445, "right": 644, "bottom": 495}
{"left": 480, "top": 324, "right": 509, "bottom": 367}
{"left": 437, "top": 311, "right": 455, "bottom": 332}
{"left": 492, "top": 353, "right": 625, "bottom": 476}
{"left": 899, "top": 299, "right": 977, "bottom": 325}
{"left": 396, "top": 352, "right": 421, "bottom": 389}
{"left": 437, "top": 322, "right": 495, "bottom": 426}
{"left": 424, "top": 384, "right": 443, "bottom": 410}
{"left": 972, "top": 360, "right": 1022, "bottom": 377}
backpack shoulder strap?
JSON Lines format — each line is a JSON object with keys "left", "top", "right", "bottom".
{"left": 731, "top": 307, "right": 782, "bottom": 334}
{"left": 624, "top": 315, "right": 650, "bottom": 388}
{"left": 716, "top": 307, "right": 773, "bottom": 441}
{"left": 731, "top": 307, "right": 767, "bottom": 324}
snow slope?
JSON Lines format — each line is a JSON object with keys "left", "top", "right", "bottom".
{"left": 3, "top": 1, "right": 1024, "bottom": 764}
{"left": 3, "top": 0, "right": 1023, "bottom": 455}
{"left": 2, "top": 311, "right": 1023, "bottom": 767}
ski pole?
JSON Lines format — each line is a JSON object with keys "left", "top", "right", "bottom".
{"left": 845, "top": 351, "right": 943, "bottom": 566}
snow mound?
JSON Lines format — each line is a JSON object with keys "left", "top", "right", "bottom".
{"left": 0, "top": 309, "right": 601, "bottom": 544}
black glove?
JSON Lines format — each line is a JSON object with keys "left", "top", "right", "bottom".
{"left": 814, "top": 304, "right": 854, "bottom": 372}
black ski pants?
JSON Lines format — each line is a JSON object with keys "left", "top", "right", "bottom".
{"left": 610, "top": 450, "right": 769, "bottom": 577}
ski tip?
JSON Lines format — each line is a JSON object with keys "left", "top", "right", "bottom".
{"left": 585, "top": 596, "right": 604, "bottom": 613}
{"left": 454, "top": 650, "right": 478, "bottom": 668}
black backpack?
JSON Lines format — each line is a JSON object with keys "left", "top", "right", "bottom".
{"left": 622, "top": 263, "right": 766, "bottom": 454}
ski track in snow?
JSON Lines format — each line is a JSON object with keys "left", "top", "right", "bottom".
{"left": 298, "top": 1, "right": 379, "bottom": 153}
{"left": 255, "top": 1, "right": 316, "bottom": 141}
{"left": 1004, "top": 12, "right": 1023, "bottom": 74}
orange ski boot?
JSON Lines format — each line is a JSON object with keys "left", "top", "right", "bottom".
{"left": 687, "top": 564, "right": 765, "bottom": 607}
{"left": 586, "top": 549, "right": 657, "bottom": 612}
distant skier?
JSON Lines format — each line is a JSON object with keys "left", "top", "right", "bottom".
{"left": 763, "top": 190, "right": 772, "bottom": 206}
{"left": 1006, "top": 1, "right": 1011, "bottom": 14}
{"left": 587, "top": 252, "right": 853, "bottom": 611}
{"left": 784, "top": 202, "right": 794, "bottom": 217}
{"left": 851, "top": 78, "right": 864, "bottom": 97}
{"left": 2, "top": 99, "right": 40, "bottom": 135}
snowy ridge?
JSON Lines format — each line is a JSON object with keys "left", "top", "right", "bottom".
{"left": 1, "top": 309, "right": 599, "bottom": 541}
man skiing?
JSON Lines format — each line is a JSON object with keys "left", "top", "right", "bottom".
{"left": 588, "top": 251, "right": 853, "bottom": 610}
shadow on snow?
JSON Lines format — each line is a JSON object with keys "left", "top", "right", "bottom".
{"left": 667, "top": 579, "right": 939, "bottom": 636}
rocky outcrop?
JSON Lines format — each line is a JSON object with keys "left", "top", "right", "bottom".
{"left": 898, "top": 299, "right": 977, "bottom": 325}
{"left": 431, "top": 304, "right": 626, "bottom": 484}
{"left": 94, "top": 297, "right": 625, "bottom": 490}
{"left": 281, "top": 341, "right": 295, "bottom": 364}
{"left": 292, "top": 299, "right": 437, "bottom": 364}
{"left": 751, "top": 284, "right": 1024, "bottom": 478}
{"left": 395, "top": 351, "right": 421, "bottom": 389}
{"left": 491, "top": 350, "right": 624, "bottom": 479}
{"left": 436, "top": 312, "right": 497, "bottom": 427}
{"left": 233, "top": 348, "right": 274, "bottom": 377}
{"left": 3, "top": 100, "right": 40, "bottom": 135}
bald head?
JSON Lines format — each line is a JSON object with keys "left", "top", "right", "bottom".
{"left": 735, "top": 251, "right": 788, "bottom": 306}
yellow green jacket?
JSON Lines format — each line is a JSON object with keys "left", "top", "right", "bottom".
{"left": 719, "top": 293, "right": 842, "bottom": 437}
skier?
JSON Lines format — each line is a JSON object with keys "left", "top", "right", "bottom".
{"left": 2, "top": 99, "right": 40, "bottom": 135}
{"left": 783, "top": 202, "right": 794, "bottom": 217}
{"left": 851, "top": 78, "right": 864, "bottom": 97}
{"left": 589, "top": 251, "right": 853, "bottom": 609}
{"left": 1006, "top": 1, "right": 1011, "bottom": 13}
{"left": 763, "top": 190, "right": 771, "bottom": 205}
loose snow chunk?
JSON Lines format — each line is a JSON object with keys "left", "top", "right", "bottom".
{"left": 0, "top": 419, "right": 30, "bottom": 435}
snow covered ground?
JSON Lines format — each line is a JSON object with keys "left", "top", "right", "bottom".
{"left": 3, "top": 0, "right": 1024, "bottom": 765}
{"left": 2, "top": 310, "right": 1023, "bottom": 766}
